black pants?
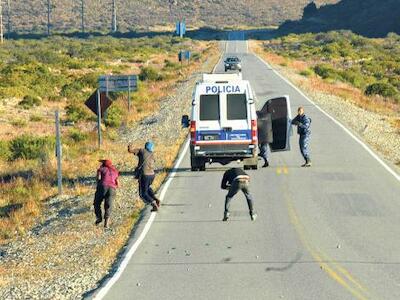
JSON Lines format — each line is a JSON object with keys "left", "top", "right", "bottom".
{"left": 224, "top": 180, "right": 254, "bottom": 214}
{"left": 139, "top": 174, "right": 157, "bottom": 204}
{"left": 94, "top": 184, "right": 115, "bottom": 220}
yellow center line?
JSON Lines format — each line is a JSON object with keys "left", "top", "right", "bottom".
{"left": 283, "top": 166, "right": 289, "bottom": 175}
{"left": 284, "top": 190, "right": 371, "bottom": 300}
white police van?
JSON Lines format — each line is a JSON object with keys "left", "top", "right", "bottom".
{"left": 182, "top": 73, "right": 292, "bottom": 171}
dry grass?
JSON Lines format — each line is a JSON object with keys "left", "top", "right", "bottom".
{"left": 0, "top": 177, "right": 55, "bottom": 241}
{"left": 0, "top": 39, "right": 218, "bottom": 245}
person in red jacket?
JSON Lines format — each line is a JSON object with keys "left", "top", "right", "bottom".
{"left": 94, "top": 159, "right": 119, "bottom": 228}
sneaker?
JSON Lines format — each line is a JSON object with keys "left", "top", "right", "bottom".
{"left": 151, "top": 203, "right": 159, "bottom": 212}
{"left": 250, "top": 213, "right": 257, "bottom": 221}
{"left": 95, "top": 218, "right": 102, "bottom": 226}
{"left": 222, "top": 212, "right": 230, "bottom": 221}
{"left": 305, "top": 161, "right": 312, "bottom": 167}
{"left": 262, "top": 161, "right": 269, "bottom": 168}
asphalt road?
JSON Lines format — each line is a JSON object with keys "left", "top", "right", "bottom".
{"left": 99, "top": 32, "right": 400, "bottom": 300}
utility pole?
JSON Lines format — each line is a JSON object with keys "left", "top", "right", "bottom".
{"left": 111, "top": 0, "right": 117, "bottom": 32}
{"left": 6, "top": 0, "right": 10, "bottom": 38}
{"left": 55, "top": 110, "right": 63, "bottom": 195}
{"left": 0, "top": 0, "right": 3, "bottom": 44}
{"left": 47, "top": 0, "right": 51, "bottom": 36}
{"left": 81, "top": 0, "right": 85, "bottom": 34}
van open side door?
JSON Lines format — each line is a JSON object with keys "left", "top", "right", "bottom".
{"left": 259, "top": 96, "right": 292, "bottom": 152}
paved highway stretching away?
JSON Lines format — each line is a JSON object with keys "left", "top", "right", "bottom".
{"left": 96, "top": 32, "right": 400, "bottom": 300}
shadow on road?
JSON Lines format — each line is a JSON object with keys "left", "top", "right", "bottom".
{"left": 265, "top": 252, "right": 302, "bottom": 272}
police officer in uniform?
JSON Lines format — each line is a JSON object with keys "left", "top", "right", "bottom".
{"left": 221, "top": 168, "right": 257, "bottom": 221}
{"left": 291, "top": 106, "right": 312, "bottom": 167}
{"left": 257, "top": 110, "right": 273, "bottom": 167}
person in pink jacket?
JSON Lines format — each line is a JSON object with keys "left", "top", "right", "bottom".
{"left": 94, "top": 159, "right": 119, "bottom": 228}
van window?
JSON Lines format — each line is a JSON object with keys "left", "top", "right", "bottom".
{"left": 227, "top": 94, "right": 247, "bottom": 120}
{"left": 200, "top": 95, "right": 220, "bottom": 121}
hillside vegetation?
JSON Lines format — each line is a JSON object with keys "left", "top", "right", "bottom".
{"left": 0, "top": 35, "right": 215, "bottom": 242}
{"left": 279, "top": 0, "right": 400, "bottom": 37}
{"left": 3, "top": 0, "right": 338, "bottom": 34}
{"left": 255, "top": 31, "right": 400, "bottom": 131}
{"left": 264, "top": 31, "right": 400, "bottom": 104}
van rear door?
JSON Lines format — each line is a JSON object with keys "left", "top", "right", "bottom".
{"left": 197, "top": 94, "right": 222, "bottom": 142}
{"left": 221, "top": 93, "right": 251, "bottom": 143}
{"left": 260, "top": 96, "right": 291, "bottom": 151}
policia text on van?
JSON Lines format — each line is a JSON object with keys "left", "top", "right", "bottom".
{"left": 182, "top": 73, "right": 293, "bottom": 171}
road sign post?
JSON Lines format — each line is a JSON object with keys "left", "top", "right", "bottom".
{"left": 176, "top": 20, "right": 186, "bottom": 38}
{"left": 96, "top": 89, "right": 102, "bottom": 148}
{"left": 55, "top": 110, "right": 62, "bottom": 195}
{"left": 128, "top": 77, "right": 131, "bottom": 111}
{"left": 185, "top": 51, "right": 191, "bottom": 65}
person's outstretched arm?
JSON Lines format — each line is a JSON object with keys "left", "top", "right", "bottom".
{"left": 291, "top": 115, "right": 300, "bottom": 125}
{"left": 128, "top": 144, "right": 140, "bottom": 155}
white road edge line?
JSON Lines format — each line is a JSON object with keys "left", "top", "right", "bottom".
{"left": 213, "top": 47, "right": 224, "bottom": 73}
{"left": 94, "top": 42, "right": 226, "bottom": 299}
{"left": 251, "top": 44, "right": 400, "bottom": 182}
{"left": 93, "top": 140, "right": 190, "bottom": 300}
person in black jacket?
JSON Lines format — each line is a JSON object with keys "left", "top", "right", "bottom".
{"left": 257, "top": 110, "right": 273, "bottom": 167}
{"left": 221, "top": 168, "right": 257, "bottom": 221}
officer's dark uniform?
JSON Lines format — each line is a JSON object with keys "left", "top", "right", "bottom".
{"left": 291, "top": 114, "right": 312, "bottom": 166}
{"left": 257, "top": 111, "right": 273, "bottom": 167}
{"left": 221, "top": 168, "right": 256, "bottom": 221}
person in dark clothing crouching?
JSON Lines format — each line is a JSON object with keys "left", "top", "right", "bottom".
{"left": 94, "top": 159, "right": 119, "bottom": 228}
{"left": 221, "top": 168, "right": 257, "bottom": 221}
{"left": 128, "top": 141, "right": 160, "bottom": 212}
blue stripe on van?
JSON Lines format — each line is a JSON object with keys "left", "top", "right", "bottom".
{"left": 195, "top": 129, "right": 251, "bottom": 141}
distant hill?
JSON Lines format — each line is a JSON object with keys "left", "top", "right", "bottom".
{"left": 278, "top": 0, "right": 400, "bottom": 37}
{"left": 2, "top": 0, "right": 338, "bottom": 34}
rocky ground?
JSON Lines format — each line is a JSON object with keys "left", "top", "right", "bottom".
{"left": 0, "top": 53, "right": 218, "bottom": 299}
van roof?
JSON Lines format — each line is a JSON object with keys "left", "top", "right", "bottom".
{"left": 201, "top": 73, "right": 243, "bottom": 83}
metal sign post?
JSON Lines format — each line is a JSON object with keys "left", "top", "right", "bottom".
{"left": 128, "top": 76, "right": 131, "bottom": 111}
{"left": 55, "top": 110, "right": 62, "bottom": 195}
{"left": 185, "top": 50, "right": 191, "bottom": 65}
{"left": 96, "top": 89, "right": 102, "bottom": 148}
{"left": 176, "top": 20, "right": 186, "bottom": 38}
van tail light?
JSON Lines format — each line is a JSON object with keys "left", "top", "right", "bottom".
{"left": 251, "top": 119, "right": 257, "bottom": 144}
{"left": 190, "top": 121, "right": 197, "bottom": 145}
